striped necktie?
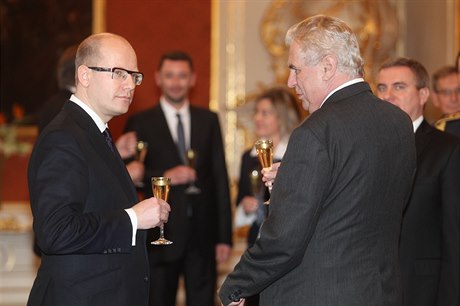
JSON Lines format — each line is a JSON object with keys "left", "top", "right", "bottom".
{"left": 102, "top": 128, "right": 116, "bottom": 155}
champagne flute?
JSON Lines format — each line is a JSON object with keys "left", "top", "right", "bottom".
{"left": 249, "top": 170, "right": 261, "bottom": 197}
{"left": 135, "top": 141, "right": 148, "bottom": 162}
{"left": 151, "top": 177, "right": 173, "bottom": 245}
{"left": 255, "top": 139, "right": 273, "bottom": 205}
{"left": 184, "top": 149, "right": 201, "bottom": 194}
{"left": 134, "top": 141, "right": 148, "bottom": 188}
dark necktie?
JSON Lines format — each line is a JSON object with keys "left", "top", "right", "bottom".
{"left": 176, "top": 113, "right": 186, "bottom": 163}
{"left": 102, "top": 128, "right": 117, "bottom": 155}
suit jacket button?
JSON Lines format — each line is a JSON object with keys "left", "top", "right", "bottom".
{"left": 144, "top": 276, "right": 149, "bottom": 282}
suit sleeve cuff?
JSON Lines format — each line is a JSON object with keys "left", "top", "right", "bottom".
{"left": 220, "top": 286, "right": 243, "bottom": 304}
{"left": 124, "top": 208, "right": 137, "bottom": 246}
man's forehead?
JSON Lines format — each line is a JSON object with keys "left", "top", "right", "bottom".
{"left": 378, "top": 67, "right": 415, "bottom": 82}
{"left": 437, "top": 73, "right": 460, "bottom": 84}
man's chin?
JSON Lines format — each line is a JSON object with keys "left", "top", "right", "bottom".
{"left": 164, "top": 93, "right": 187, "bottom": 104}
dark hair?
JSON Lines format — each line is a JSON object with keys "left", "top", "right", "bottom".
{"left": 432, "top": 66, "right": 458, "bottom": 92}
{"left": 157, "top": 51, "right": 194, "bottom": 71}
{"left": 57, "top": 45, "right": 78, "bottom": 90}
{"left": 379, "top": 57, "right": 429, "bottom": 89}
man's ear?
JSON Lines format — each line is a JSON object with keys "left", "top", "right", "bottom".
{"left": 190, "top": 72, "right": 197, "bottom": 87}
{"left": 155, "top": 71, "right": 162, "bottom": 86}
{"left": 322, "top": 55, "right": 337, "bottom": 81}
{"left": 77, "top": 65, "right": 90, "bottom": 87}
{"left": 419, "top": 87, "right": 430, "bottom": 107}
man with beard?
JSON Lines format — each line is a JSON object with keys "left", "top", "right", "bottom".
{"left": 124, "top": 51, "right": 232, "bottom": 306}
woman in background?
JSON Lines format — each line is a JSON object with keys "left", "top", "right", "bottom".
{"left": 235, "top": 86, "right": 301, "bottom": 247}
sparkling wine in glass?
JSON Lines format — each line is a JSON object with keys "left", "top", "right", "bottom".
{"left": 184, "top": 149, "right": 201, "bottom": 194}
{"left": 255, "top": 138, "right": 273, "bottom": 205}
{"left": 151, "top": 177, "right": 173, "bottom": 245}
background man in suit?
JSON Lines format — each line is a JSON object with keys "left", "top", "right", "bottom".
{"left": 376, "top": 57, "right": 460, "bottom": 306}
{"left": 432, "top": 65, "right": 460, "bottom": 138}
{"left": 27, "top": 33, "right": 170, "bottom": 306}
{"left": 219, "top": 15, "right": 416, "bottom": 306}
{"left": 124, "top": 51, "right": 232, "bottom": 306}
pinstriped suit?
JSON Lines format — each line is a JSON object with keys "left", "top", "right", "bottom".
{"left": 220, "top": 82, "right": 416, "bottom": 306}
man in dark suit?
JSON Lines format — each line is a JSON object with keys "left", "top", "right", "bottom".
{"left": 219, "top": 15, "right": 416, "bottom": 306}
{"left": 124, "top": 51, "right": 232, "bottom": 306}
{"left": 27, "top": 33, "right": 170, "bottom": 306}
{"left": 432, "top": 65, "right": 460, "bottom": 138}
{"left": 376, "top": 57, "right": 460, "bottom": 306}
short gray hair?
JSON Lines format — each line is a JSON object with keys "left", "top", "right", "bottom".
{"left": 286, "top": 15, "right": 364, "bottom": 78}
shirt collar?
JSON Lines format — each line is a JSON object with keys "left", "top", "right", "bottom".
{"left": 320, "top": 78, "right": 365, "bottom": 108}
{"left": 69, "top": 94, "right": 107, "bottom": 132}
{"left": 159, "top": 96, "right": 190, "bottom": 118}
{"left": 413, "top": 115, "right": 423, "bottom": 133}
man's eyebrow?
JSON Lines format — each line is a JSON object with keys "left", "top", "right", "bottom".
{"left": 289, "top": 64, "right": 298, "bottom": 70}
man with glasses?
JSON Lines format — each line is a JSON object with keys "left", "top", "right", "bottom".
{"left": 432, "top": 65, "right": 460, "bottom": 138}
{"left": 27, "top": 33, "right": 170, "bottom": 306}
{"left": 376, "top": 57, "right": 460, "bottom": 306}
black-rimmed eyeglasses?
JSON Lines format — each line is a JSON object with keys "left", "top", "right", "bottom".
{"left": 88, "top": 67, "right": 144, "bottom": 85}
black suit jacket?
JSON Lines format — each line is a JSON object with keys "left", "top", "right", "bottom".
{"left": 28, "top": 101, "right": 149, "bottom": 306}
{"left": 220, "top": 82, "right": 417, "bottom": 306}
{"left": 125, "top": 104, "right": 232, "bottom": 261}
{"left": 400, "top": 120, "right": 460, "bottom": 306}
{"left": 38, "top": 89, "right": 72, "bottom": 132}
{"left": 445, "top": 118, "right": 460, "bottom": 138}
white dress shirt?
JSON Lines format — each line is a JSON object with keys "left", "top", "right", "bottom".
{"left": 160, "top": 97, "right": 191, "bottom": 150}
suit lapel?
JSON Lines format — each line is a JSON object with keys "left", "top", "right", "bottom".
{"left": 414, "top": 120, "right": 434, "bottom": 161}
{"left": 190, "top": 107, "right": 199, "bottom": 150}
{"left": 65, "top": 102, "right": 138, "bottom": 202}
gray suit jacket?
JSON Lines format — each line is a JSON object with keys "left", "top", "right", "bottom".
{"left": 220, "top": 82, "right": 416, "bottom": 306}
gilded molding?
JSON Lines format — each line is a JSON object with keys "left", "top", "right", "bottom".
{"left": 92, "top": 0, "right": 106, "bottom": 34}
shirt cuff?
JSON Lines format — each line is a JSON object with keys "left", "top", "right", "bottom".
{"left": 124, "top": 208, "right": 138, "bottom": 246}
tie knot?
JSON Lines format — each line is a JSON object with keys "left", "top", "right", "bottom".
{"left": 103, "top": 128, "right": 113, "bottom": 140}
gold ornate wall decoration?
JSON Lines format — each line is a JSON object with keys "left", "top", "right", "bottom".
{"left": 92, "top": 0, "right": 106, "bottom": 33}
{"left": 260, "top": 0, "right": 400, "bottom": 87}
